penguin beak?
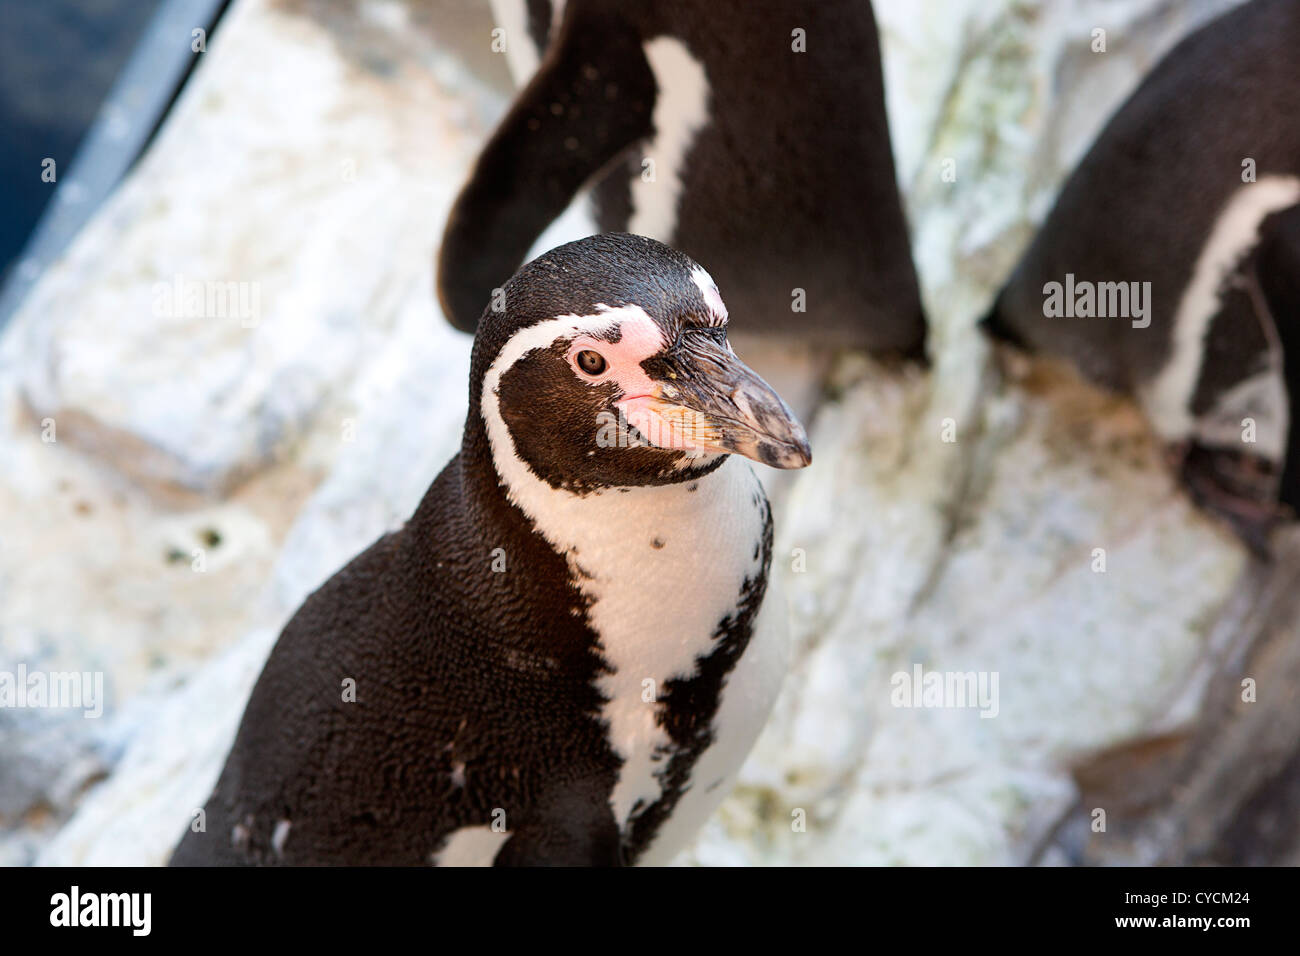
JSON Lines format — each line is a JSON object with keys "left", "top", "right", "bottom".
{"left": 622, "top": 335, "right": 812, "bottom": 469}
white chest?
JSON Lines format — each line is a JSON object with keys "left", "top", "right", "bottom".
{"left": 518, "top": 457, "right": 773, "bottom": 827}
{"left": 433, "top": 456, "right": 785, "bottom": 867}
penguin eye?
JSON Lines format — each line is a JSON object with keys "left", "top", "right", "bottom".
{"left": 575, "top": 350, "right": 608, "bottom": 376}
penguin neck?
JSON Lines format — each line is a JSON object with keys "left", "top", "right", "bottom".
{"left": 460, "top": 407, "right": 747, "bottom": 560}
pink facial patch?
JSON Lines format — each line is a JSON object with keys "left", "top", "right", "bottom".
{"left": 565, "top": 311, "right": 664, "bottom": 398}
{"left": 564, "top": 310, "right": 713, "bottom": 453}
{"left": 619, "top": 395, "right": 713, "bottom": 452}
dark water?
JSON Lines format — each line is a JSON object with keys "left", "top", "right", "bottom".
{"left": 0, "top": 0, "right": 163, "bottom": 283}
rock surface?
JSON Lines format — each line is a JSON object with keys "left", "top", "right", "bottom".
{"left": 0, "top": 0, "right": 1259, "bottom": 866}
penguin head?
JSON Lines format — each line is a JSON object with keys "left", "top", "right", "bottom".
{"left": 470, "top": 233, "right": 811, "bottom": 493}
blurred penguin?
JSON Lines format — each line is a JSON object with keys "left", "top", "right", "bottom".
{"left": 440, "top": 0, "right": 927, "bottom": 424}
{"left": 984, "top": 0, "right": 1300, "bottom": 552}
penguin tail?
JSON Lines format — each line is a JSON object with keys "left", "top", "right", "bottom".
{"left": 899, "top": 320, "right": 931, "bottom": 369}
{"left": 978, "top": 291, "right": 1033, "bottom": 352}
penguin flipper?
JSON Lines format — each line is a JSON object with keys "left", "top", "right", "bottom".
{"left": 437, "top": 6, "right": 656, "bottom": 333}
{"left": 492, "top": 783, "right": 624, "bottom": 866}
{"left": 493, "top": 825, "right": 623, "bottom": 867}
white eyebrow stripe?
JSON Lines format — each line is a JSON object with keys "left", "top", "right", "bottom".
{"left": 487, "top": 305, "right": 659, "bottom": 380}
{"left": 690, "top": 265, "right": 728, "bottom": 326}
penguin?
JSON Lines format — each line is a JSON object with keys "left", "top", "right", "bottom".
{"left": 169, "top": 233, "right": 811, "bottom": 866}
{"left": 439, "top": 0, "right": 925, "bottom": 358}
{"left": 982, "top": 0, "right": 1300, "bottom": 551}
